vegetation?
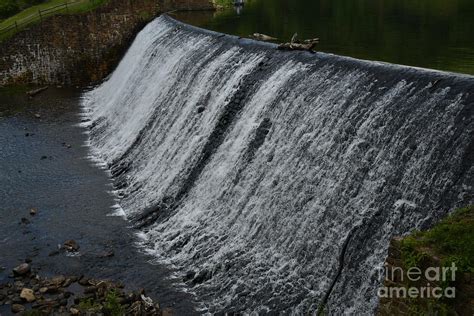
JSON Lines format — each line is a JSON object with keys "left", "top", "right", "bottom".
{"left": 401, "top": 205, "right": 474, "bottom": 272}
{"left": 0, "top": 0, "right": 47, "bottom": 20}
{"left": 103, "top": 289, "right": 125, "bottom": 316}
{"left": 390, "top": 205, "right": 474, "bottom": 315}
{"left": 0, "top": 0, "right": 109, "bottom": 41}
{"left": 212, "top": 0, "right": 233, "bottom": 9}
{"left": 78, "top": 297, "right": 103, "bottom": 313}
{"left": 77, "top": 289, "right": 125, "bottom": 315}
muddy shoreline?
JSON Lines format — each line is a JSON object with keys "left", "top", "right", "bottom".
{"left": 0, "top": 88, "right": 198, "bottom": 315}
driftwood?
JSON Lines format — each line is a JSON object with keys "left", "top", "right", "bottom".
{"left": 26, "top": 86, "right": 48, "bottom": 98}
{"left": 250, "top": 33, "right": 278, "bottom": 42}
{"left": 278, "top": 33, "right": 319, "bottom": 52}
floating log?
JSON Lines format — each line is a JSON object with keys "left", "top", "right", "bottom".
{"left": 250, "top": 33, "right": 278, "bottom": 42}
{"left": 278, "top": 42, "right": 316, "bottom": 51}
{"left": 278, "top": 34, "right": 320, "bottom": 52}
{"left": 26, "top": 86, "right": 48, "bottom": 97}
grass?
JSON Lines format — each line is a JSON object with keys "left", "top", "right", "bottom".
{"left": 77, "top": 289, "right": 125, "bottom": 315}
{"left": 401, "top": 205, "right": 474, "bottom": 272}
{"left": 212, "top": 0, "right": 234, "bottom": 9}
{"left": 103, "top": 289, "right": 125, "bottom": 316}
{"left": 0, "top": 0, "right": 108, "bottom": 41}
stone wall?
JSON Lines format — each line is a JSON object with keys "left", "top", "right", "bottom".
{"left": 0, "top": 0, "right": 214, "bottom": 87}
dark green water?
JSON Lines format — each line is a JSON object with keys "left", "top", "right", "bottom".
{"left": 174, "top": 0, "right": 474, "bottom": 75}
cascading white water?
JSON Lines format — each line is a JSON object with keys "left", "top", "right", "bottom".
{"left": 82, "top": 15, "right": 474, "bottom": 314}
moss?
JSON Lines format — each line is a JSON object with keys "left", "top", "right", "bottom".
{"left": 401, "top": 205, "right": 474, "bottom": 273}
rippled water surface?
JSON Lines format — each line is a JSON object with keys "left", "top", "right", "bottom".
{"left": 0, "top": 88, "right": 197, "bottom": 315}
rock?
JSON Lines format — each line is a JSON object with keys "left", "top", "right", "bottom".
{"left": 11, "top": 303, "right": 25, "bottom": 313}
{"left": 162, "top": 307, "right": 174, "bottom": 316}
{"left": 20, "top": 217, "right": 30, "bottom": 224}
{"left": 84, "top": 286, "right": 97, "bottom": 294}
{"left": 30, "top": 208, "right": 37, "bottom": 216}
{"left": 49, "top": 275, "right": 65, "bottom": 286}
{"left": 63, "top": 240, "right": 79, "bottom": 252}
{"left": 197, "top": 106, "right": 205, "bottom": 113}
{"left": 34, "top": 113, "right": 41, "bottom": 119}
{"left": 40, "top": 155, "right": 48, "bottom": 160}
{"left": 99, "top": 250, "right": 114, "bottom": 258}
{"left": 192, "top": 269, "right": 211, "bottom": 284}
{"left": 13, "top": 263, "right": 30, "bottom": 276}
{"left": 70, "top": 307, "right": 80, "bottom": 315}
{"left": 48, "top": 250, "right": 60, "bottom": 257}
{"left": 39, "top": 287, "right": 48, "bottom": 294}
{"left": 184, "top": 270, "right": 195, "bottom": 281}
{"left": 78, "top": 277, "right": 89, "bottom": 286}
{"left": 20, "top": 288, "right": 36, "bottom": 302}
{"left": 63, "top": 278, "right": 73, "bottom": 287}
{"left": 141, "top": 294, "right": 153, "bottom": 307}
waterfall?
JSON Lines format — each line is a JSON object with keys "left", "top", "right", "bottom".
{"left": 81, "top": 15, "right": 474, "bottom": 314}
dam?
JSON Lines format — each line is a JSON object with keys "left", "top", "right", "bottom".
{"left": 81, "top": 15, "right": 474, "bottom": 314}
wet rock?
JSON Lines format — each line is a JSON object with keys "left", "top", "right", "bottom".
{"left": 20, "top": 288, "right": 36, "bottom": 302}
{"left": 49, "top": 275, "right": 65, "bottom": 286}
{"left": 40, "top": 155, "right": 48, "bottom": 160}
{"left": 99, "top": 250, "right": 114, "bottom": 258}
{"left": 78, "top": 277, "right": 89, "bottom": 286}
{"left": 63, "top": 240, "right": 79, "bottom": 252}
{"left": 20, "top": 217, "right": 30, "bottom": 225}
{"left": 84, "top": 286, "right": 97, "bottom": 294}
{"left": 13, "top": 263, "right": 30, "bottom": 276}
{"left": 11, "top": 303, "right": 25, "bottom": 313}
{"left": 30, "top": 208, "right": 37, "bottom": 216}
{"left": 48, "top": 250, "right": 60, "bottom": 257}
{"left": 34, "top": 113, "right": 41, "bottom": 119}
{"left": 183, "top": 270, "right": 195, "bottom": 281}
{"left": 197, "top": 106, "right": 205, "bottom": 113}
{"left": 192, "top": 269, "right": 211, "bottom": 284}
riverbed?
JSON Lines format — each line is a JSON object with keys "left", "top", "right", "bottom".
{"left": 0, "top": 87, "right": 197, "bottom": 315}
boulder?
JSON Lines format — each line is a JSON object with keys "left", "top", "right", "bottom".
{"left": 11, "top": 303, "right": 25, "bottom": 313}
{"left": 20, "top": 288, "right": 36, "bottom": 302}
{"left": 13, "top": 263, "right": 30, "bottom": 276}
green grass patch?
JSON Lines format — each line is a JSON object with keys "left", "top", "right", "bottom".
{"left": 212, "top": 0, "right": 234, "bottom": 9}
{"left": 401, "top": 205, "right": 474, "bottom": 273}
{"left": 78, "top": 297, "right": 103, "bottom": 312}
{"left": 0, "top": 0, "right": 109, "bottom": 42}
{"left": 103, "top": 289, "right": 125, "bottom": 316}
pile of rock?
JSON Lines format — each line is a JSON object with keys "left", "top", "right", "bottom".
{"left": 0, "top": 262, "right": 171, "bottom": 315}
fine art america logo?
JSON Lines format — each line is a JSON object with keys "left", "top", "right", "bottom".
{"left": 377, "top": 263, "right": 457, "bottom": 299}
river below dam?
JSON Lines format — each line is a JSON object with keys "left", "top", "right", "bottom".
{"left": 0, "top": 88, "right": 197, "bottom": 315}
{"left": 0, "top": 8, "right": 473, "bottom": 316}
